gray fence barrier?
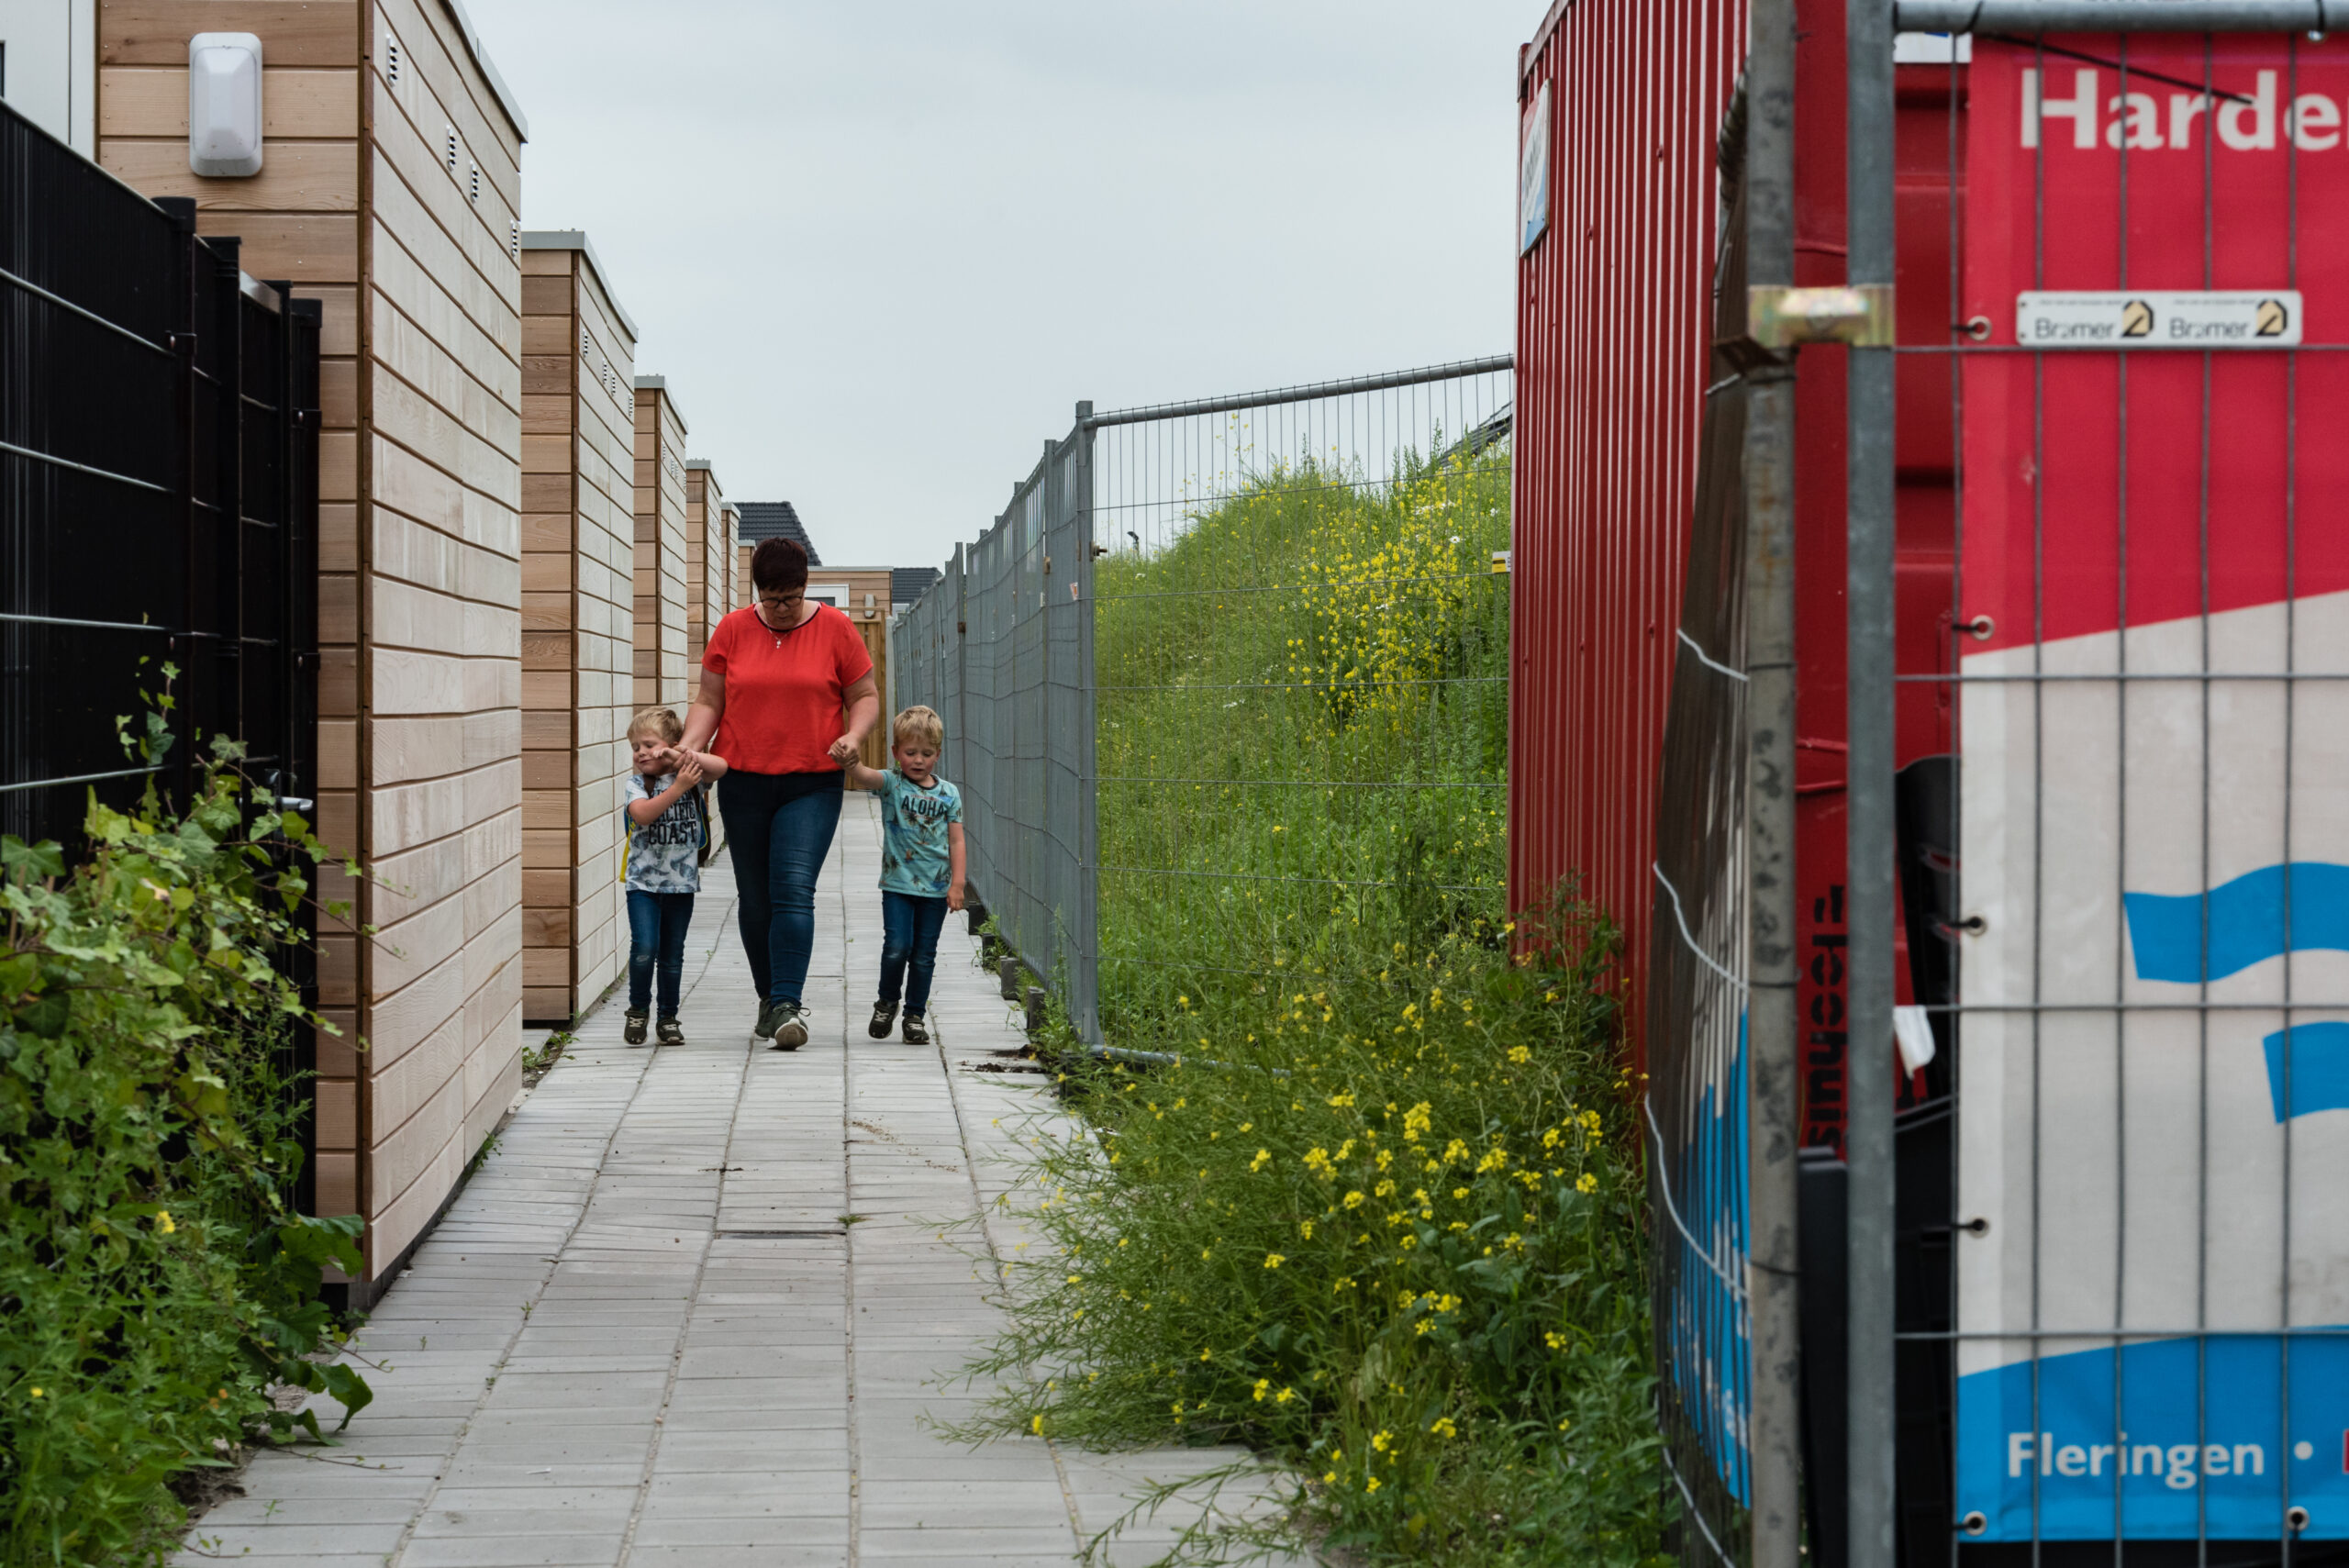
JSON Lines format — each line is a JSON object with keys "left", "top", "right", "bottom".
{"left": 893, "top": 356, "right": 1511, "bottom": 1051}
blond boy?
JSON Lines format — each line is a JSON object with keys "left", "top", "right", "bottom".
{"left": 620, "top": 706, "right": 728, "bottom": 1044}
{"left": 841, "top": 706, "right": 964, "bottom": 1044}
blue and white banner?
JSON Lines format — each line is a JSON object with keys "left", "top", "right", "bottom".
{"left": 1954, "top": 38, "right": 2349, "bottom": 1541}
{"left": 1955, "top": 597, "right": 2349, "bottom": 1540}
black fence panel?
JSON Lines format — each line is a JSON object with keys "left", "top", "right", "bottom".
{"left": 1, "top": 100, "right": 319, "bottom": 851}
{"left": 0, "top": 100, "right": 321, "bottom": 1208}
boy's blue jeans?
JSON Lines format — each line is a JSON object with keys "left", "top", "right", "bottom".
{"left": 878, "top": 891, "right": 951, "bottom": 1017}
{"left": 627, "top": 890, "right": 696, "bottom": 1018}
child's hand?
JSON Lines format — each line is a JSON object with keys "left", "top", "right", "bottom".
{"left": 948, "top": 881, "right": 965, "bottom": 913}
{"left": 675, "top": 755, "right": 706, "bottom": 789}
{"left": 828, "top": 734, "right": 861, "bottom": 766}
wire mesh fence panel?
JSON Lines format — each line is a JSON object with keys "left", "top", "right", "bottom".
{"left": 891, "top": 359, "right": 1513, "bottom": 1049}
{"left": 1853, "top": 23, "right": 2349, "bottom": 1564}
{"left": 893, "top": 426, "right": 1097, "bottom": 1029}
{"left": 1087, "top": 359, "right": 1513, "bottom": 1051}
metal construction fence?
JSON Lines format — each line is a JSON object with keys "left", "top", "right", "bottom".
{"left": 1865, "top": 10, "right": 2349, "bottom": 1564}
{"left": 894, "top": 418, "right": 1101, "bottom": 1036}
{"left": 1616, "top": 3, "right": 2349, "bottom": 1565}
{"left": 1, "top": 99, "right": 322, "bottom": 851}
{"left": 892, "top": 356, "right": 1513, "bottom": 1049}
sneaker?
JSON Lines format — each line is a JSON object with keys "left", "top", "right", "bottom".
{"left": 868, "top": 1002, "right": 898, "bottom": 1039}
{"left": 901, "top": 1013, "right": 930, "bottom": 1046}
{"left": 754, "top": 1000, "right": 789, "bottom": 1040}
{"left": 769, "top": 1005, "right": 810, "bottom": 1051}
{"left": 656, "top": 1017, "right": 685, "bottom": 1047}
{"left": 623, "top": 1008, "right": 649, "bottom": 1045}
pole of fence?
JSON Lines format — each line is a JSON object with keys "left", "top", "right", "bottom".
{"left": 952, "top": 541, "right": 967, "bottom": 792}
{"left": 1844, "top": 0, "right": 1899, "bottom": 1563}
{"left": 163, "top": 197, "right": 200, "bottom": 814}
{"left": 1072, "top": 402, "right": 1102, "bottom": 1045}
{"left": 1743, "top": 0, "right": 1804, "bottom": 1562}
{"left": 1896, "top": 0, "right": 2324, "bottom": 27}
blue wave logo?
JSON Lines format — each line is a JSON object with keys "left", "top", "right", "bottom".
{"left": 2124, "top": 863, "right": 2349, "bottom": 1120}
{"left": 2122, "top": 862, "right": 2349, "bottom": 982}
{"left": 2260, "top": 1024, "right": 2349, "bottom": 1122}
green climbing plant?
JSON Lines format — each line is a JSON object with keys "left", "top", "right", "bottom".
{"left": 1, "top": 725, "right": 372, "bottom": 1565}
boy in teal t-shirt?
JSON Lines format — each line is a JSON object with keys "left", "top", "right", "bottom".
{"left": 841, "top": 706, "right": 964, "bottom": 1045}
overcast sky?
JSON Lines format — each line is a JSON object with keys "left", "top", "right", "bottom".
{"left": 463, "top": 1, "right": 1529, "bottom": 573}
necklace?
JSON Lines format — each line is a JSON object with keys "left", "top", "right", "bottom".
{"left": 760, "top": 604, "right": 807, "bottom": 647}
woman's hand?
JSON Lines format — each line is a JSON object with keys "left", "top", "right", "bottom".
{"left": 828, "top": 734, "right": 861, "bottom": 766}
{"left": 671, "top": 746, "right": 727, "bottom": 781}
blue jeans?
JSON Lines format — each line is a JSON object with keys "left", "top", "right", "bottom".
{"left": 627, "top": 890, "right": 696, "bottom": 1018}
{"left": 718, "top": 772, "right": 844, "bottom": 1006}
{"left": 879, "top": 891, "right": 951, "bottom": 1017}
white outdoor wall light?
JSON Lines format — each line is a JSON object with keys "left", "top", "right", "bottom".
{"left": 187, "top": 32, "right": 262, "bottom": 177}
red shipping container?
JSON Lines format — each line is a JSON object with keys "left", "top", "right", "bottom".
{"left": 1510, "top": 0, "right": 1752, "bottom": 1064}
{"left": 1512, "top": 0, "right": 1960, "bottom": 1106}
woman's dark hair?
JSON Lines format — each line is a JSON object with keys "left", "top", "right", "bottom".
{"left": 751, "top": 537, "right": 809, "bottom": 594}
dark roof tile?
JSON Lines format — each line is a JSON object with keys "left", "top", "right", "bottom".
{"left": 734, "top": 502, "right": 820, "bottom": 566}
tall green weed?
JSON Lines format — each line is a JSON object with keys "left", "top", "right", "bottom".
{"left": 966, "top": 913, "right": 1664, "bottom": 1566}
{"left": 1, "top": 743, "right": 368, "bottom": 1564}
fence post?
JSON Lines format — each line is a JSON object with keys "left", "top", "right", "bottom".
{"left": 1742, "top": 0, "right": 1804, "bottom": 1561}
{"left": 1843, "top": 0, "right": 1899, "bottom": 1562}
{"left": 161, "top": 196, "right": 200, "bottom": 813}
{"left": 211, "top": 239, "right": 244, "bottom": 751}
{"left": 1072, "top": 402, "right": 1100, "bottom": 1044}
{"left": 952, "top": 541, "right": 967, "bottom": 789}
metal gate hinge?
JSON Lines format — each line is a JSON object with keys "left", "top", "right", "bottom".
{"left": 1748, "top": 284, "right": 1895, "bottom": 348}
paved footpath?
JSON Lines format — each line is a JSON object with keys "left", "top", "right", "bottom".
{"left": 182, "top": 793, "right": 1290, "bottom": 1568}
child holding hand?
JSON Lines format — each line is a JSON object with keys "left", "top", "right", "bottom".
{"left": 841, "top": 706, "right": 963, "bottom": 1045}
{"left": 621, "top": 706, "right": 727, "bottom": 1045}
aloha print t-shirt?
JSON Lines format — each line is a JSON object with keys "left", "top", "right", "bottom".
{"left": 878, "top": 771, "right": 961, "bottom": 897}
{"left": 621, "top": 773, "right": 703, "bottom": 894}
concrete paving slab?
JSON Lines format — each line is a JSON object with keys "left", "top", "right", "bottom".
{"left": 178, "top": 802, "right": 1288, "bottom": 1566}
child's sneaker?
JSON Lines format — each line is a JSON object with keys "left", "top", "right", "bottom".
{"left": 656, "top": 1017, "right": 685, "bottom": 1047}
{"left": 769, "top": 1005, "right": 810, "bottom": 1051}
{"left": 624, "top": 1008, "right": 649, "bottom": 1045}
{"left": 901, "top": 1013, "right": 930, "bottom": 1045}
{"left": 869, "top": 1002, "right": 898, "bottom": 1039}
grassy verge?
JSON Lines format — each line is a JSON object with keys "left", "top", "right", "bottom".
{"left": 957, "top": 449, "right": 1667, "bottom": 1565}
{"left": 1093, "top": 450, "right": 1511, "bottom": 1052}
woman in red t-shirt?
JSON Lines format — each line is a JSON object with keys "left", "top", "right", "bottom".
{"left": 676, "top": 537, "right": 878, "bottom": 1047}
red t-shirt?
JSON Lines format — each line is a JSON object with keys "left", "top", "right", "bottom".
{"left": 703, "top": 604, "right": 874, "bottom": 775}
